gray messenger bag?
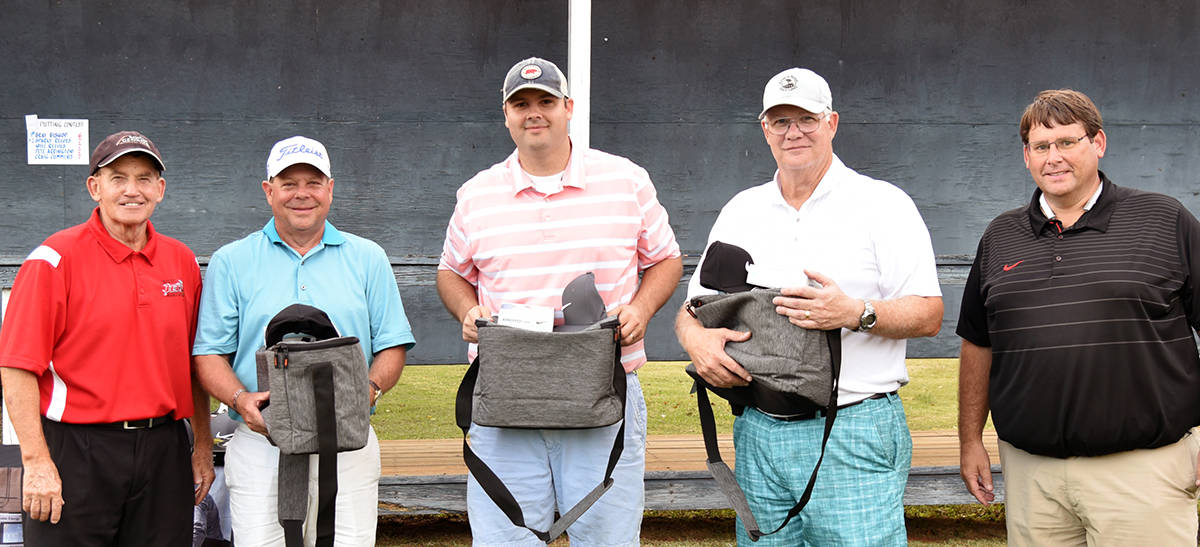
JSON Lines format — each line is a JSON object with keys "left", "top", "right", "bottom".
{"left": 685, "top": 241, "right": 842, "bottom": 542}
{"left": 255, "top": 304, "right": 371, "bottom": 547}
{"left": 454, "top": 273, "right": 626, "bottom": 544}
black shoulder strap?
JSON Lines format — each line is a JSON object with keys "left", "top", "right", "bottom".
{"left": 454, "top": 338, "right": 627, "bottom": 543}
{"left": 279, "top": 361, "right": 340, "bottom": 547}
{"left": 691, "top": 328, "right": 841, "bottom": 541}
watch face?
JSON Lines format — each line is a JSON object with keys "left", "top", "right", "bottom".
{"left": 860, "top": 301, "right": 877, "bottom": 330}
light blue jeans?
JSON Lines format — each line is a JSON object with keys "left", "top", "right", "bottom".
{"left": 466, "top": 372, "right": 647, "bottom": 546}
{"left": 733, "top": 392, "right": 911, "bottom": 546}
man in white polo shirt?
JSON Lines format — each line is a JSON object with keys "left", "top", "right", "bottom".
{"left": 675, "top": 68, "right": 943, "bottom": 545}
{"left": 437, "top": 57, "right": 682, "bottom": 546}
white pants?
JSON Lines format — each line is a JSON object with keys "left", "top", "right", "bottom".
{"left": 224, "top": 423, "right": 381, "bottom": 547}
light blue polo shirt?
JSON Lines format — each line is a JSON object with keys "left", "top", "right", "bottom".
{"left": 193, "top": 219, "right": 415, "bottom": 402}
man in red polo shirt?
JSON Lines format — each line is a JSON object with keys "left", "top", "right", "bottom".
{"left": 0, "top": 131, "right": 213, "bottom": 546}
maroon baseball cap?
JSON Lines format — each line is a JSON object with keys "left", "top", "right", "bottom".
{"left": 89, "top": 130, "right": 165, "bottom": 175}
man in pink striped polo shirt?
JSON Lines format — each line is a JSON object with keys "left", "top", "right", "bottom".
{"left": 437, "top": 57, "right": 682, "bottom": 546}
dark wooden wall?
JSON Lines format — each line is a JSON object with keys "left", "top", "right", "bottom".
{"left": 2, "top": 1, "right": 1198, "bottom": 362}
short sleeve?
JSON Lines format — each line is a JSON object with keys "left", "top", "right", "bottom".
{"left": 956, "top": 240, "right": 991, "bottom": 347}
{"left": 438, "top": 196, "right": 479, "bottom": 284}
{"left": 0, "top": 245, "right": 67, "bottom": 374}
{"left": 872, "top": 190, "right": 942, "bottom": 298}
{"left": 363, "top": 243, "right": 415, "bottom": 354}
{"left": 192, "top": 250, "right": 241, "bottom": 356}
{"left": 1175, "top": 206, "right": 1200, "bottom": 330}
{"left": 633, "top": 168, "right": 682, "bottom": 270}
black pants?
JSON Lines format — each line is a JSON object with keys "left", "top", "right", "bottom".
{"left": 24, "top": 418, "right": 192, "bottom": 547}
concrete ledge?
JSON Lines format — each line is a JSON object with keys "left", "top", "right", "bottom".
{"left": 377, "top": 465, "right": 1005, "bottom": 515}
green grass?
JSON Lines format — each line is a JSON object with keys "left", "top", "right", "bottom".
{"left": 372, "top": 359, "right": 982, "bottom": 439}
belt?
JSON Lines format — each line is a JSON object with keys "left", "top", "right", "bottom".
{"left": 768, "top": 391, "right": 897, "bottom": 422}
{"left": 92, "top": 413, "right": 176, "bottom": 430}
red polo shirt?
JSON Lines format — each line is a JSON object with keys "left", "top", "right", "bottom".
{"left": 0, "top": 209, "right": 200, "bottom": 423}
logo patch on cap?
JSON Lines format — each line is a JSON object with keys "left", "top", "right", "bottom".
{"left": 117, "top": 134, "right": 151, "bottom": 147}
{"left": 521, "top": 64, "right": 543, "bottom": 80}
{"left": 779, "top": 75, "right": 798, "bottom": 91}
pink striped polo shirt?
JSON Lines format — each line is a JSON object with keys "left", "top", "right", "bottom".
{"left": 439, "top": 145, "right": 681, "bottom": 371}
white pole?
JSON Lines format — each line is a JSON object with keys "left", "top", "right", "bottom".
{"left": 568, "top": 0, "right": 591, "bottom": 151}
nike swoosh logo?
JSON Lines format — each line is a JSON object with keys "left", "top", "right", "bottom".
{"left": 1003, "top": 260, "right": 1024, "bottom": 271}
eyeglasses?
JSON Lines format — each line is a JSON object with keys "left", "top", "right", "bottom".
{"left": 1026, "top": 135, "right": 1088, "bottom": 156}
{"left": 763, "top": 112, "right": 828, "bottom": 136}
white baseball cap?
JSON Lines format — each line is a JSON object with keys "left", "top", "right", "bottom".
{"left": 266, "top": 136, "right": 332, "bottom": 179}
{"left": 759, "top": 68, "right": 833, "bottom": 119}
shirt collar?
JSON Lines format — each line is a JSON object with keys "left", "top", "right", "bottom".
{"left": 767, "top": 154, "right": 845, "bottom": 210}
{"left": 1027, "top": 171, "right": 1116, "bottom": 234}
{"left": 262, "top": 218, "right": 345, "bottom": 248}
{"left": 506, "top": 140, "right": 586, "bottom": 196}
{"left": 85, "top": 207, "right": 158, "bottom": 264}
{"left": 1038, "top": 181, "right": 1103, "bottom": 219}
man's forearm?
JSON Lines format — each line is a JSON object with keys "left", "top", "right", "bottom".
{"left": 189, "top": 368, "right": 212, "bottom": 451}
{"left": 368, "top": 346, "right": 407, "bottom": 394}
{"left": 630, "top": 257, "right": 683, "bottom": 315}
{"left": 958, "top": 339, "right": 993, "bottom": 444}
{"left": 674, "top": 301, "right": 704, "bottom": 352}
{"left": 0, "top": 368, "right": 51, "bottom": 463}
{"left": 436, "top": 269, "right": 480, "bottom": 321}
{"left": 871, "top": 295, "right": 943, "bottom": 339}
{"left": 193, "top": 354, "right": 248, "bottom": 408}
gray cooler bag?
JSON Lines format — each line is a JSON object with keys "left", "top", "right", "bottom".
{"left": 684, "top": 289, "right": 841, "bottom": 542}
{"left": 471, "top": 319, "right": 623, "bottom": 429}
{"left": 455, "top": 290, "right": 626, "bottom": 544}
{"left": 255, "top": 304, "right": 371, "bottom": 547}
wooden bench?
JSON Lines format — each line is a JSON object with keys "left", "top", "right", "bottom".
{"left": 377, "top": 430, "right": 1003, "bottom": 514}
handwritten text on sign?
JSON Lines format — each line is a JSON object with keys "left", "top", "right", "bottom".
{"left": 26, "top": 115, "right": 89, "bottom": 165}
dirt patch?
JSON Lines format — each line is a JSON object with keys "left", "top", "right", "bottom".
{"left": 377, "top": 508, "right": 1007, "bottom": 545}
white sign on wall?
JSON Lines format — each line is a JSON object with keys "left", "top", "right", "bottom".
{"left": 26, "top": 114, "right": 89, "bottom": 165}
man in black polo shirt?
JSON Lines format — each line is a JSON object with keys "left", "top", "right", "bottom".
{"left": 957, "top": 89, "right": 1200, "bottom": 545}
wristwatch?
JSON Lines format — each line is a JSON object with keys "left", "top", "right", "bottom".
{"left": 855, "top": 299, "right": 877, "bottom": 332}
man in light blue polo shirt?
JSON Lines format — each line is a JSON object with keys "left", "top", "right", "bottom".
{"left": 193, "top": 136, "right": 415, "bottom": 546}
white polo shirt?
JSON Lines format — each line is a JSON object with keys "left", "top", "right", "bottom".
{"left": 687, "top": 154, "right": 941, "bottom": 402}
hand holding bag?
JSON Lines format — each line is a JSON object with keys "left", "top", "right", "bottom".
{"left": 684, "top": 242, "right": 841, "bottom": 542}
{"left": 254, "top": 304, "right": 372, "bottom": 547}
{"left": 454, "top": 273, "right": 627, "bottom": 543}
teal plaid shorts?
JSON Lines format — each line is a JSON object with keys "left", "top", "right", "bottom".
{"left": 732, "top": 392, "right": 911, "bottom": 546}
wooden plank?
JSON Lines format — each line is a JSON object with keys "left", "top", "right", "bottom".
{"left": 903, "top": 465, "right": 1006, "bottom": 506}
{"left": 377, "top": 466, "right": 1004, "bottom": 515}
{"left": 375, "top": 430, "right": 1004, "bottom": 513}
{"left": 378, "top": 430, "right": 998, "bottom": 476}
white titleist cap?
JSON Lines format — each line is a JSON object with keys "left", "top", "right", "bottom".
{"left": 759, "top": 67, "right": 832, "bottom": 119}
{"left": 266, "top": 136, "right": 332, "bottom": 178}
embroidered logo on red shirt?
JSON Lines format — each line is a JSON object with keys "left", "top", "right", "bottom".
{"left": 1002, "top": 260, "right": 1025, "bottom": 271}
{"left": 162, "top": 280, "right": 184, "bottom": 297}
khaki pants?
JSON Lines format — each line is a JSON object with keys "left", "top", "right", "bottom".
{"left": 999, "top": 431, "right": 1200, "bottom": 546}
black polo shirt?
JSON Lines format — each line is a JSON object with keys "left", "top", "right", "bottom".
{"left": 957, "top": 173, "right": 1200, "bottom": 457}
